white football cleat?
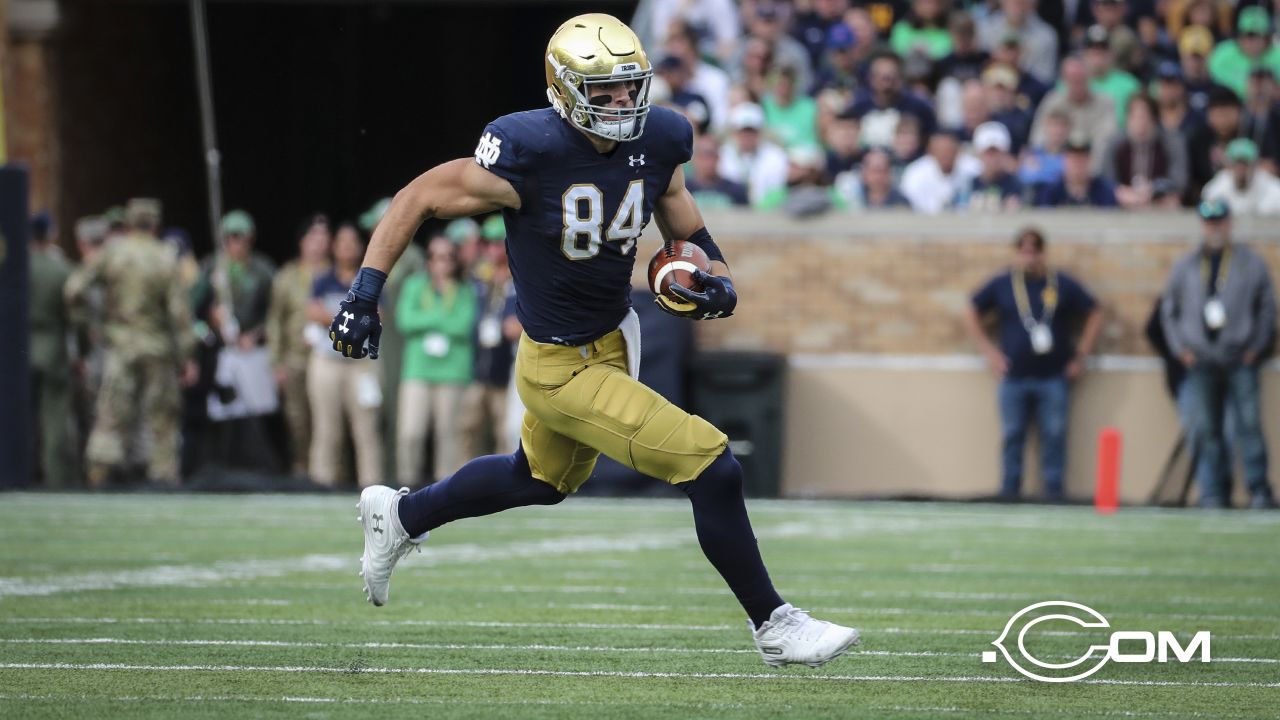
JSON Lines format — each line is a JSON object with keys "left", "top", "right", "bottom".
{"left": 357, "top": 485, "right": 425, "bottom": 607}
{"left": 751, "top": 603, "right": 861, "bottom": 668}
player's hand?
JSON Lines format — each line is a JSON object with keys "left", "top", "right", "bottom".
{"left": 330, "top": 292, "right": 383, "bottom": 360}
{"left": 667, "top": 270, "right": 736, "bottom": 320}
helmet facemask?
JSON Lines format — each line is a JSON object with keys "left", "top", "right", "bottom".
{"left": 548, "top": 56, "right": 653, "bottom": 142}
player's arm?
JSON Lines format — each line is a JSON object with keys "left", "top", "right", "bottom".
{"left": 330, "top": 159, "right": 519, "bottom": 359}
{"left": 652, "top": 166, "right": 736, "bottom": 320}
{"left": 363, "top": 159, "right": 520, "bottom": 274}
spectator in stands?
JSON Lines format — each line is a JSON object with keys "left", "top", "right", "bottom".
{"left": 836, "top": 147, "right": 912, "bottom": 209}
{"left": 891, "top": 0, "right": 953, "bottom": 59}
{"left": 1103, "top": 94, "right": 1189, "bottom": 208}
{"left": 266, "top": 214, "right": 331, "bottom": 479}
{"left": 445, "top": 218, "right": 483, "bottom": 279}
{"left": 892, "top": 114, "right": 925, "bottom": 165}
{"left": 1202, "top": 138, "right": 1280, "bottom": 214}
{"left": 736, "top": 36, "right": 775, "bottom": 102}
{"left": 990, "top": 34, "right": 1050, "bottom": 109}
{"left": 688, "top": 134, "right": 750, "bottom": 208}
{"left": 1208, "top": 7, "right": 1280, "bottom": 100}
{"left": 1165, "top": 0, "right": 1233, "bottom": 39}
{"left": 1242, "top": 67, "right": 1280, "bottom": 172}
{"left": 738, "top": 2, "right": 814, "bottom": 99}
{"left": 463, "top": 232, "right": 516, "bottom": 458}
{"left": 764, "top": 64, "right": 821, "bottom": 150}
{"left": 1019, "top": 107, "right": 1070, "bottom": 190}
{"left": 1178, "top": 25, "right": 1217, "bottom": 114}
{"left": 719, "top": 102, "right": 790, "bottom": 207}
{"left": 963, "top": 228, "right": 1103, "bottom": 502}
{"left": 656, "top": 55, "right": 712, "bottom": 134}
{"left": 935, "top": 12, "right": 990, "bottom": 84}
{"left": 983, "top": 64, "right": 1034, "bottom": 153}
{"left": 194, "top": 210, "right": 276, "bottom": 352}
{"left": 1031, "top": 55, "right": 1117, "bottom": 174}
{"left": 1187, "top": 85, "right": 1245, "bottom": 203}
{"left": 966, "top": 122, "right": 1024, "bottom": 210}
{"left": 1160, "top": 200, "right": 1277, "bottom": 508}
{"left": 396, "top": 236, "right": 477, "bottom": 486}
{"left": 1084, "top": 25, "right": 1141, "bottom": 128}
{"left": 1033, "top": 136, "right": 1120, "bottom": 206}
{"left": 810, "top": 22, "right": 862, "bottom": 103}
{"left": 900, "top": 130, "right": 981, "bottom": 212}
{"left": 956, "top": 78, "right": 992, "bottom": 143}
{"left": 849, "top": 52, "right": 937, "bottom": 148}
{"left": 645, "top": 0, "right": 739, "bottom": 64}
{"left": 1154, "top": 60, "right": 1204, "bottom": 143}
{"left": 1090, "top": 0, "right": 1143, "bottom": 74}
{"left": 307, "top": 223, "right": 382, "bottom": 488}
{"left": 824, "top": 111, "right": 864, "bottom": 178}
{"left": 843, "top": 7, "right": 887, "bottom": 63}
{"left": 757, "top": 145, "right": 839, "bottom": 214}
{"left": 793, "top": 0, "right": 851, "bottom": 69}
{"left": 664, "top": 22, "right": 731, "bottom": 133}
{"left": 978, "top": 0, "right": 1059, "bottom": 84}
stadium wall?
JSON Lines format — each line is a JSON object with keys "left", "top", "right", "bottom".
{"left": 638, "top": 211, "right": 1280, "bottom": 503}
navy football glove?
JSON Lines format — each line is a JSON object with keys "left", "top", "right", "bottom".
{"left": 666, "top": 270, "right": 737, "bottom": 320}
{"left": 330, "top": 268, "right": 386, "bottom": 359}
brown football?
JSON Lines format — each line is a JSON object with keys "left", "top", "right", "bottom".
{"left": 648, "top": 240, "right": 711, "bottom": 310}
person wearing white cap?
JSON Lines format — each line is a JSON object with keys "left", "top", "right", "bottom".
{"left": 899, "top": 129, "right": 982, "bottom": 213}
{"left": 717, "top": 102, "right": 791, "bottom": 206}
{"left": 966, "top": 121, "right": 1024, "bottom": 211}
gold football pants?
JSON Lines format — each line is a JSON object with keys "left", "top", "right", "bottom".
{"left": 515, "top": 330, "right": 727, "bottom": 494}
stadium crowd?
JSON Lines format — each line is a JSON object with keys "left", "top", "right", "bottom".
{"left": 639, "top": 0, "right": 1280, "bottom": 215}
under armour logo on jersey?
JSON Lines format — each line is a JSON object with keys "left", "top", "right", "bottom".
{"left": 629, "top": 154, "right": 646, "bottom": 167}
{"left": 474, "top": 132, "right": 503, "bottom": 169}
{"left": 339, "top": 311, "right": 355, "bottom": 334}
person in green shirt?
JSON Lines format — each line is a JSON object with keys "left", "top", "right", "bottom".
{"left": 890, "top": 0, "right": 953, "bottom": 60}
{"left": 1084, "top": 24, "right": 1141, "bottom": 127}
{"left": 1208, "top": 7, "right": 1280, "bottom": 99}
{"left": 762, "top": 64, "right": 820, "bottom": 150}
{"left": 395, "top": 236, "right": 477, "bottom": 486}
{"left": 193, "top": 210, "right": 276, "bottom": 350}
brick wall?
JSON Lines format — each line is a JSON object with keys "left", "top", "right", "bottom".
{"left": 652, "top": 211, "right": 1280, "bottom": 356}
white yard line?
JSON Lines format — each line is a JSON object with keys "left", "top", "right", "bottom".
{"left": 2, "top": 616, "right": 1278, "bottom": 640}
{"left": 0, "top": 662, "right": 1276, "bottom": 688}
{"left": 3, "top": 637, "right": 1275, "bottom": 664}
{"left": 0, "top": 692, "right": 743, "bottom": 710}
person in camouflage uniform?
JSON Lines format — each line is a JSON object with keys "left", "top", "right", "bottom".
{"left": 266, "top": 214, "right": 332, "bottom": 477}
{"left": 70, "top": 216, "right": 109, "bottom": 461}
{"left": 65, "top": 198, "right": 196, "bottom": 486}
{"left": 28, "top": 212, "right": 77, "bottom": 487}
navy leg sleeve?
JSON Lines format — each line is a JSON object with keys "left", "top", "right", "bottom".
{"left": 396, "top": 446, "right": 566, "bottom": 537}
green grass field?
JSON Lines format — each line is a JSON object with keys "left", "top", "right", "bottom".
{"left": 0, "top": 493, "right": 1277, "bottom": 719}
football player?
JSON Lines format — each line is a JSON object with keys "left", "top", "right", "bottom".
{"left": 331, "top": 13, "right": 859, "bottom": 668}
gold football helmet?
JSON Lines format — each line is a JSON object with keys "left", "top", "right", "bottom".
{"left": 545, "top": 13, "right": 653, "bottom": 142}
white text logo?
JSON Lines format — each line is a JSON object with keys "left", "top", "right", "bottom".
{"left": 983, "top": 601, "right": 1211, "bottom": 683}
{"left": 474, "top": 132, "right": 502, "bottom": 169}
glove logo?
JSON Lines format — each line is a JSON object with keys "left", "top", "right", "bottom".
{"left": 339, "top": 311, "right": 355, "bottom": 335}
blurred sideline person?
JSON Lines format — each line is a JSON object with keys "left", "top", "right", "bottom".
{"left": 1201, "top": 138, "right": 1280, "bottom": 216}
{"left": 1160, "top": 201, "right": 1277, "bottom": 509}
{"left": 395, "top": 236, "right": 477, "bottom": 486}
{"left": 963, "top": 228, "right": 1103, "bottom": 501}
{"left": 65, "top": 198, "right": 196, "bottom": 487}
{"left": 267, "top": 214, "right": 332, "bottom": 478}
{"left": 28, "top": 212, "right": 77, "bottom": 487}
{"left": 195, "top": 210, "right": 276, "bottom": 350}
{"left": 307, "top": 223, "right": 383, "bottom": 488}
{"left": 332, "top": 13, "right": 860, "bottom": 669}
{"left": 70, "top": 216, "right": 109, "bottom": 453}
{"left": 462, "top": 221, "right": 518, "bottom": 458}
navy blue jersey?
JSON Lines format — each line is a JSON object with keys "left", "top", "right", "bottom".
{"left": 474, "top": 106, "right": 693, "bottom": 345}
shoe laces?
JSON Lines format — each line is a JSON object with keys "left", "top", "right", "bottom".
{"left": 772, "top": 607, "right": 827, "bottom": 642}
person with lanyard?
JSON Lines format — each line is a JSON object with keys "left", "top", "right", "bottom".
{"left": 1160, "top": 200, "right": 1278, "bottom": 509}
{"left": 963, "top": 228, "right": 1103, "bottom": 502}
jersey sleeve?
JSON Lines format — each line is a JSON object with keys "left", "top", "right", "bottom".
{"left": 474, "top": 116, "right": 532, "bottom": 188}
